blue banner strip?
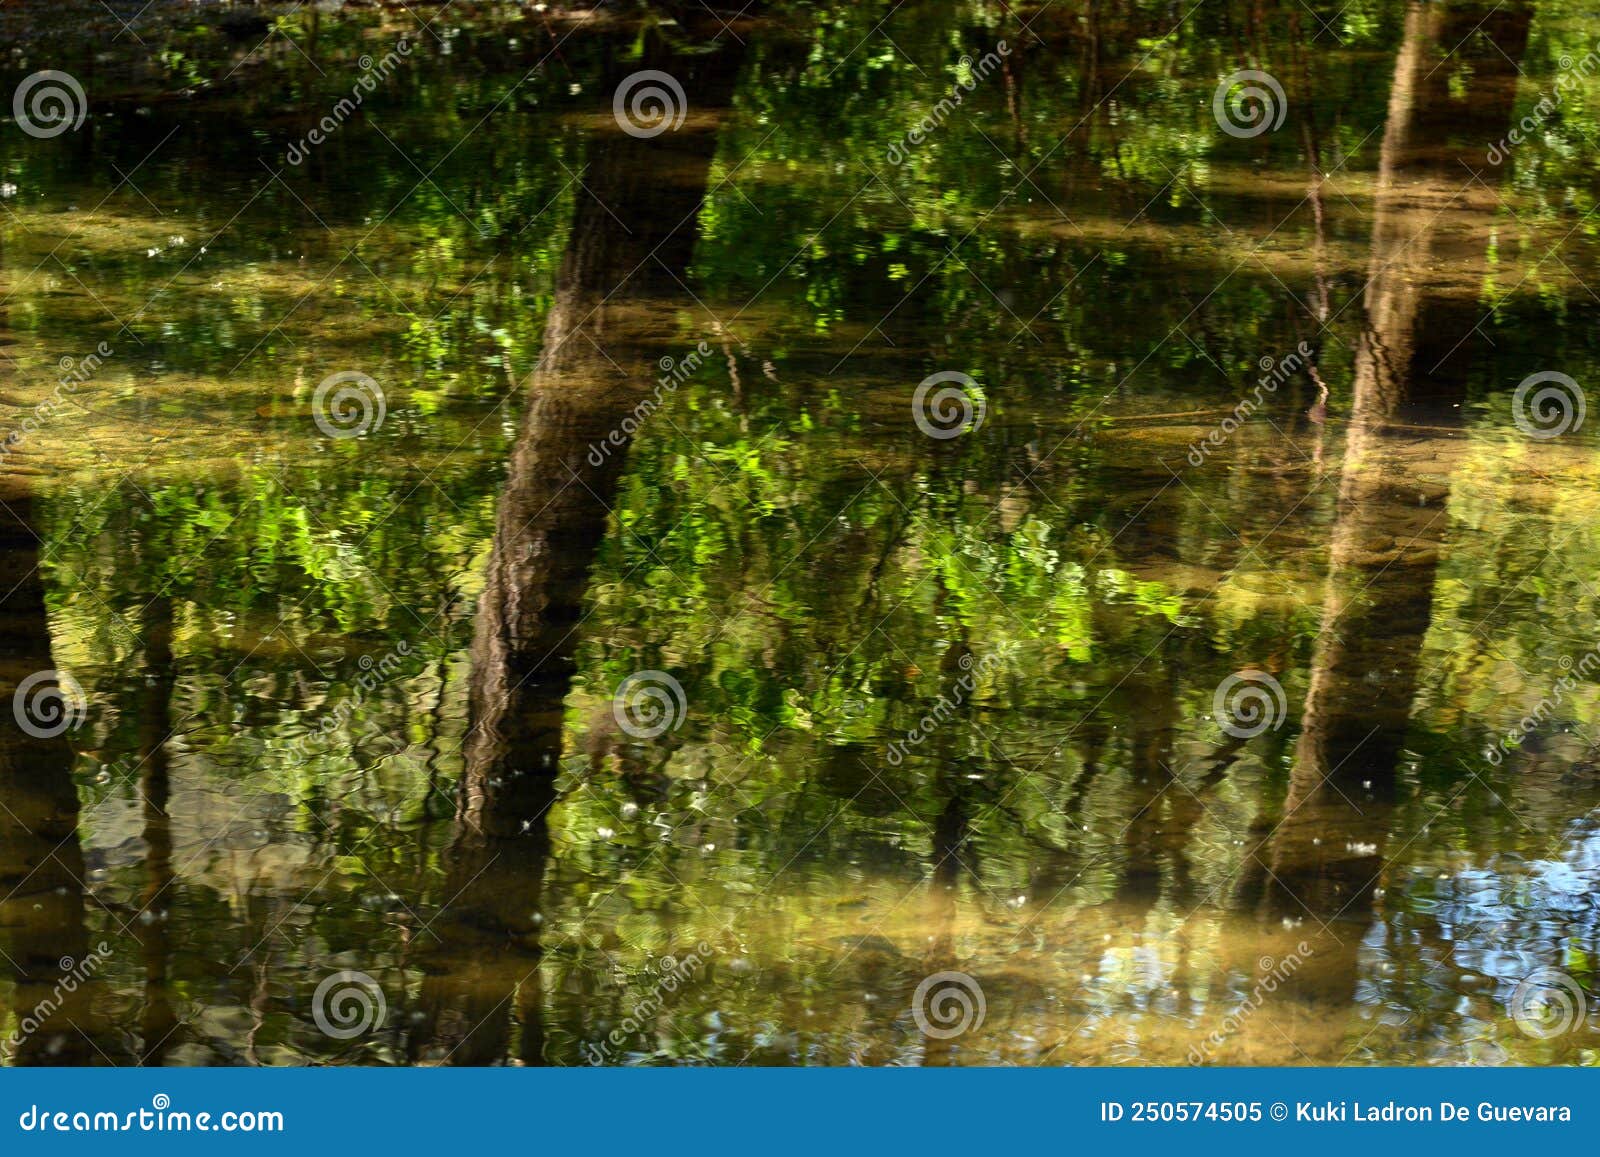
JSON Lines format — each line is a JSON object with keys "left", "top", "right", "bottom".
{"left": 1, "top": 1067, "right": 1594, "bottom": 1153}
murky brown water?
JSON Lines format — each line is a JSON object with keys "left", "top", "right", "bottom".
{"left": 0, "top": 0, "right": 1598, "bottom": 1066}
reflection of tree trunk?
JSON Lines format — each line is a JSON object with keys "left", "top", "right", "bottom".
{"left": 136, "top": 595, "right": 178, "bottom": 1064}
{"left": 413, "top": 28, "right": 752, "bottom": 1066}
{"left": 1241, "top": 0, "right": 1532, "bottom": 1053}
{"left": 921, "top": 588, "right": 975, "bottom": 1068}
{"left": 1114, "top": 663, "right": 1187, "bottom": 913}
{"left": 0, "top": 494, "right": 118, "bottom": 1064}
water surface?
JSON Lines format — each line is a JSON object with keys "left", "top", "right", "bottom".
{"left": 1, "top": 0, "right": 1599, "bottom": 1066}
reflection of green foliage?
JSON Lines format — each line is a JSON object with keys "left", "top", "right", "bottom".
{"left": 3, "top": 0, "right": 1600, "bottom": 1069}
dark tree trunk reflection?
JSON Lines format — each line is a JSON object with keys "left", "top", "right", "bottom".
{"left": 413, "top": 25, "right": 753, "bottom": 1066}
{"left": 134, "top": 595, "right": 179, "bottom": 1064}
{"left": 0, "top": 493, "right": 120, "bottom": 1064}
{"left": 1239, "top": 0, "right": 1533, "bottom": 1057}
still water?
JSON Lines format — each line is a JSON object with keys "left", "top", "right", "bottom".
{"left": 1, "top": 0, "right": 1598, "bottom": 1065}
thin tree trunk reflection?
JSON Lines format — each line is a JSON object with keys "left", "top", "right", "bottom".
{"left": 135, "top": 594, "right": 179, "bottom": 1064}
{"left": 1240, "top": 0, "right": 1532, "bottom": 1060}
